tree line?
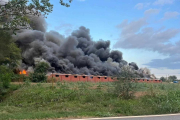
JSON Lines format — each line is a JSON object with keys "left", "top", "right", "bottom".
{"left": 160, "top": 75, "right": 178, "bottom": 82}
{"left": 0, "top": 0, "right": 72, "bottom": 100}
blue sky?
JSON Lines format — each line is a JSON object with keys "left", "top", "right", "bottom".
{"left": 46, "top": 0, "right": 180, "bottom": 78}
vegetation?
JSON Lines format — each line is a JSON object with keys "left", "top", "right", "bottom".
{"left": 0, "top": 1, "right": 180, "bottom": 119}
{"left": 115, "top": 66, "right": 137, "bottom": 99}
{"left": 0, "top": 31, "right": 21, "bottom": 68}
{"left": 168, "top": 75, "right": 177, "bottom": 82}
{"left": 160, "top": 75, "right": 178, "bottom": 82}
{"left": 0, "top": 0, "right": 72, "bottom": 33}
{"left": 0, "top": 65, "right": 12, "bottom": 88}
{"left": 29, "top": 62, "right": 50, "bottom": 82}
{"left": 0, "top": 65, "right": 20, "bottom": 101}
{"left": 1, "top": 82, "right": 180, "bottom": 119}
{"left": 160, "top": 76, "right": 166, "bottom": 82}
{"left": 0, "top": 30, "right": 22, "bottom": 100}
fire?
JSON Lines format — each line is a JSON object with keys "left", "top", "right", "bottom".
{"left": 20, "top": 70, "right": 27, "bottom": 75}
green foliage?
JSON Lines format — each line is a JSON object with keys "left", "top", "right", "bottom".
{"left": 0, "top": 65, "right": 21, "bottom": 101}
{"left": 4, "top": 42, "right": 21, "bottom": 68}
{"left": 114, "top": 66, "right": 137, "bottom": 99}
{"left": 160, "top": 76, "right": 166, "bottom": 82}
{"left": 29, "top": 62, "right": 49, "bottom": 82}
{"left": 60, "top": 0, "right": 73, "bottom": 7}
{"left": 0, "top": 0, "right": 72, "bottom": 33}
{"left": 23, "top": 79, "right": 31, "bottom": 87}
{"left": 0, "top": 31, "right": 11, "bottom": 59}
{"left": 168, "top": 75, "right": 177, "bottom": 82}
{"left": 0, "top": 65, "right": 13, "bottom": 89}
{"left": 0, "top": 73, "right": 11, "bottom": 89}
{"left": 34, "top": 62, "right": 50, "bottom": 73}
{"left": 0, "top": 31, "right": 21, "bottom": 68}
{"left": 11, "top": 74, "right": 29, "bottom": 82}
{"left": 29, "top": 72, "right": 47, "bottom": 82}
{"left": 1, "top": 82, "right": 180, "bottom": 119}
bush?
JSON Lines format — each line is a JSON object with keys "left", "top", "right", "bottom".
{"left": 0, "top": 73, "right": 11, "bottom": 88}
{"left": 11, "top": 74, "right": 29, "bottom": 82}
{"left": 29, "top": 62, "right": 49, "bottom": 82}
{"left": 114, "top": 66, "right": 137, "bottom": 99}
{"left": 0, "top": 65, "right": 13, "bottom": 89}
{"left": 29, "top": 72, "right": 47, "bottom": 82}
{"left": 0, "top": 65, "right": 16, "bottom": 101}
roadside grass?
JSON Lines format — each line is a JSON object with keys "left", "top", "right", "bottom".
{"left": 1, "top": 82, "right": 180, "bottom": 119}
{"left": 0, "top": 84, "right": 20, "bottom": 102}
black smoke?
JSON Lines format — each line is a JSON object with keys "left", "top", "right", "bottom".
{"left": 13, "top": 16, "right": 154, "bottom": 78}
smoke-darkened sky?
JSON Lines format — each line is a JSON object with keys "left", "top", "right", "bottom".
{"left": 46, "top": 0, "right": 180, "bottom": 78}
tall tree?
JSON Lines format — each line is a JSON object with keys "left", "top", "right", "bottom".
{"left": 0, "top": 0, "right": 72, "bottom": 33}
{"left": 0, "top": 31, "right": 21, "bottom": 68}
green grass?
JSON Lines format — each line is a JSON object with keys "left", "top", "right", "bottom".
{"left": 0, "top": 84, "right": 20, "bottom": 102}
{"left": 1, "top": 82, "right": 180, "bottom": 119}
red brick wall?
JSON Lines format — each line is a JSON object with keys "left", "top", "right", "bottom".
{"left": 61, "top": 74, "right": 72, "bottom": 82}
{"left": 88, "top": 76, "right": 96, "bottom": 82}
{"left": 79, "top": 75, "right": 88, "bottom": 82}
{"left": 71, "top": 75, "right": 80, "bottom": 82}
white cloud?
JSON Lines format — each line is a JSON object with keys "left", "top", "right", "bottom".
{"left": 135, "top": 3, "right": 144, "bottom": 10}
{"left": 144, "top": 8, "right": 160, "bottom": 16}
{"left": 114, "top": 20, "right": 179, "bottom": 53}
{"left": 153, "top": 0, "right": 174, "bottom": 5}
{"left": 114, "top": 14, "right": 180, "bottom": 70}
{"left": 162, "top": 11, "right": 180, "bottom": 20}
{"left": 134, "top": 3, "right": 150, "bottom": 10}
{"left": 150, "top": 68, "right": 180, "bottom": 79}
{"left": 116, "top": 18, "right": 147, "bottom": 36}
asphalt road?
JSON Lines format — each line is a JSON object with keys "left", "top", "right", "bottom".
{"left": 66, "top": 113, "right": 180, "bottom": 120}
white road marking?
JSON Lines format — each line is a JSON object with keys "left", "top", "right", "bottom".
{"left": 68, "top": 113, "right": 180, "bottom": 120}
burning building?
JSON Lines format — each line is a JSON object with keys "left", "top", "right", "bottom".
{"left": 19, "top": 70, "right": 27, "bottom": 75}
{"left": 12, "top": 15, "right": 154, "bottom": 79}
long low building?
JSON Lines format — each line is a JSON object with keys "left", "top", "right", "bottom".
{"left": 47, "top": 73, "right": 162, "bottom": 83}
{"left": 132, "top": 78, "right": 162, "bottom": 83}
{"left": 47, "top": 73, "right": 117, "bottom": 82}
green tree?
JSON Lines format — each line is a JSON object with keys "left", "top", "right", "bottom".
{"left": 29, "top": 62, "right": 49, "bottom": 82}
{"left": 168, "top": 75, "right": 177, "bottom": 82}
{"left": 160, "top": 76, "right": 166, "bottom": 82}
{"left": 0, "top": 0, "right": 72, "bottom": 33}
{"left": 0, "top": 31, "right": 21, "bottom": 68}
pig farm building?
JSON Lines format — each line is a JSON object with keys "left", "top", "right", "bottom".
{"left": 47, "top": 73, "right": 162, "bottom": 83}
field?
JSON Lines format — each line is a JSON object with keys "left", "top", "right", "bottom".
{"left": 1, "top": 82, "right": 180, "bottom": 120}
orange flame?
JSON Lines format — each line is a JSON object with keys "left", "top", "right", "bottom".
{"left": 20, "top": 70, "right": 27, "bottom": 75}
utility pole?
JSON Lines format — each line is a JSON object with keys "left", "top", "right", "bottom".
{"left": 51, "top": 70, "right": 55, "bottom": 88}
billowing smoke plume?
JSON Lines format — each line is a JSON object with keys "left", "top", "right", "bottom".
{"left": 129, "top": 62, "right": 139, "bottom": 70}
{"left": 13, "top": 15, "right": 154, "bottom": 78}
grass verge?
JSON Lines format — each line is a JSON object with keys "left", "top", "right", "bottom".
{"left": 1, "top": 82, "right": 180, "bottom": 119}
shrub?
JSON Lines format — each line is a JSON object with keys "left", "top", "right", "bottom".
{"left": 29, "top": 62, "right": 49, "bottom": 82}
{"left": 114, "top": 66, "right": 137, "bottom": 99}
{"left": 0, "top": 73, "right": 11, "bottom": 88}
{"left": 0, "top": 65, "right": 15, "bottom": 101}
{"left": 0, "top": 65, "right": 13, "bottom": 89}
{"left": 29, "top": 72, "right": 47, "bottom": 82}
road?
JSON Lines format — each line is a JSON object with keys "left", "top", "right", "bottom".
{"left": 66, "top": 113, "right": 180, "bottom": 120}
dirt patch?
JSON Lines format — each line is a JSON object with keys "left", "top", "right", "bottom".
{"left": 134, "top": 91, "right": 147, "bottom": 98}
